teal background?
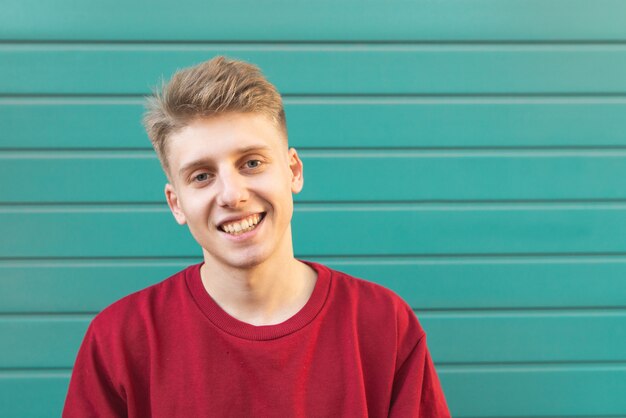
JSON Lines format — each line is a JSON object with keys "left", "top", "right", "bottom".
{"left": 2, "top": 1, "right": 626, "bottom": 416}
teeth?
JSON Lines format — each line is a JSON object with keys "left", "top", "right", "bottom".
{"left": 220, "top": 213, "right": 263, "bottom": 235}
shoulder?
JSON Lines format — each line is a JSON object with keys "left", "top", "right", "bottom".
{"left": 88, "top": 264, "right": 196, "bottom": 337}
{"left": 324, "top": 263, "right": 415, "bottom": 311}
{"left": 311, "top": 261, "right": 425, "bottom": 339}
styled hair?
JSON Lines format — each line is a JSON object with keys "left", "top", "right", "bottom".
{"left": 143, "top": 56, "right": 287, "bottom": 175}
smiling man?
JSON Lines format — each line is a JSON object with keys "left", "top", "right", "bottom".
{"left": 63, "top": 56, "right": 450, "bottom": 417}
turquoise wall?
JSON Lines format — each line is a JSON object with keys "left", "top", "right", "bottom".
{"left": 2, "top": 1, "right": 626, "bottom": 416}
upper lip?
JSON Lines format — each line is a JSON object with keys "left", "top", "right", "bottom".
{"left": 216, "top": 212, "right": 265, "bottom": 227}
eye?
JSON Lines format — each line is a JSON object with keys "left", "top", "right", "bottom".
{"left": 244, "top": 159, "right": 263, "bottom": 169}
{"left": 193, "top": 172, "right": 211, "bottom": 183}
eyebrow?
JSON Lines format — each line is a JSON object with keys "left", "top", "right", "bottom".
{"left": 177, "top": 145, "right": 272, "bottom": 178}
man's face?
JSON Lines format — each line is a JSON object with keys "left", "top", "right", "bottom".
{"left": 164, "top": 112, "right": 303, "bottom": 270}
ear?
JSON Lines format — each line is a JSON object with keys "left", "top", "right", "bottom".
{"left": 288, "top": 148, "right": 304, "bottom": 194}
{"left": 165, "top": 183, "right": 187, "bottom": 225}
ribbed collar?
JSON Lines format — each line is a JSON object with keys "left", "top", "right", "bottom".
{"left": 185, "top": 260, "right": 332, "bottom": 341}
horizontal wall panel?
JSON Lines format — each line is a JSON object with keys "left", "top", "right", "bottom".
{"left": 288, "top": 100, "right": 626, "bottom": 149}
{"left": 0, "top": 101, "right": 147, "bottom": 149}
{"left": 0, "top": 153, "right": 167, "bottom": 203}
{"left": 0, "top": 262, "right": 187, "bottom": 313}
{"left": 422, "top": 311, "right": 626, "bottom": 363}
{"left": 440, "top": 364, "right": 626, "bottom": 417}
{"left": 3, "top": 0, "right": 626, "bottom": 41}
{"left": 2, "top": 367, "right": 626, "bottom": 418}
{"left": 335, "top": 258, "right": 626, "bottom": 310}
{"left": 2, "top": 313, "right": 625, "bottom": 367}
{"left": 0, "top": 318, "right": 88, "bottom": 368}
{"left": 4, "top": 150, "right": 626, "bottom": 203}
{"left": 4, "top": 100, "right": 626, "bottom": 149}
{"left": 2, "top": 204, "right": 626, "bottom": 257}
{"left": 4, "top": 46, "right": 626, "bottom": 95}
{"left": 3, "top": 257, "right": 626, "bottom": 312}
{"left": 0, "top": 374, "right": 68, "bottom": 418}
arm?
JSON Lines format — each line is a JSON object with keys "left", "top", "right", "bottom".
{"left": 63, "top": 322, "right": 127, "bottom": 418}
{"left": 389, "top": 332, "right": 451, "bottom": 417}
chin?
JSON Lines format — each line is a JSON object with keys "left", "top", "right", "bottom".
{"left": 227, "top": 257, "right": 265, "bottom": 270}
{"left": 210, "top": 250, "right": 272, "bottom": 271}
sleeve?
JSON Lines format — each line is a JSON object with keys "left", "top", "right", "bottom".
{"left": 62, "top": 321, "right": 127, "bottom": 418}
{"left": 388, "top": 331, "right": 451, "bottom": 417}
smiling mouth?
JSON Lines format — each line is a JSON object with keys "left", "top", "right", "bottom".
{"left": 219, "top": 212, "right": 266, "bottom": 236}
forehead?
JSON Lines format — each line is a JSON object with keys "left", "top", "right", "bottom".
{"left": 167, "top": 113, "right": 286, "bottom": 170}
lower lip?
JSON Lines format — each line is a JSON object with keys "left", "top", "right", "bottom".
{"left": 219, "top": 214, "right": 266, "bottom": 242}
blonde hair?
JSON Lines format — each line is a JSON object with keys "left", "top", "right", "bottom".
{"left": 143, "top": 56, "right": 287, "bottom": 174}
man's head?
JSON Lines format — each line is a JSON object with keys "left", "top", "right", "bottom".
{"left": 143, "top": 56, "right": 287, "bottom": 179}
{"left": 143, "top": 57, "right": 303, "bottom": 271}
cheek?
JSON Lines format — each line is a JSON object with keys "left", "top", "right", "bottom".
{"left": 180, "top": 194, "right": 211, "bottom": 222}
{"left": 252, "top": 175, "right": 290, "bottom": 197}
{"left": 275, "top": 187, "right": 295, "bottom": 216}
{"left": 250, "top": 171, "right": 295, "bottom": 209}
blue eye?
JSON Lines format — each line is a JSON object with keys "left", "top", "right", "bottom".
{"left": 245, "top": 160, "right": 262, "bottom": 169}
{"left": 194, "top": 173, "right": 209, "bottom": 182}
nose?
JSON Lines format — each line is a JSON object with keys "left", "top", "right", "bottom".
{"left": 216, "top": 169, "right": 249, "bottom": 208}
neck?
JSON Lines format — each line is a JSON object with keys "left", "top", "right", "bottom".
{"left": 199, "top": 254, "right": 317, "bottom": 326}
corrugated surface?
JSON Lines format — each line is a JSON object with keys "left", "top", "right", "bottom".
{"left": 2, "top": 312, "right": 626, "bottom": 367}
{"left": 4, "top": 151, "right": 626, "bottom": 202}
{"left": 3, "top": 257, "right": 626, "bottom": 312}
{"left": 1, "top": 1, "right": 625, "bottom": 417}
{"left": 2, "top": 0, "right": 626, "bottom": 41}
{"left": 4, "top": 99, "right": 626, "bottom": 149}
{"left": 3, "top": 45, "right": 626, "bottom": 95}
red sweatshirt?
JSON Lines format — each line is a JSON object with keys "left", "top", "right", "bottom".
{"left": 63, "top": 261, "right": 450, "bottom": 417}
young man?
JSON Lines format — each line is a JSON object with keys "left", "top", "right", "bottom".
{"left": 63, "top": 56, "right": 450, "bottom": 417}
